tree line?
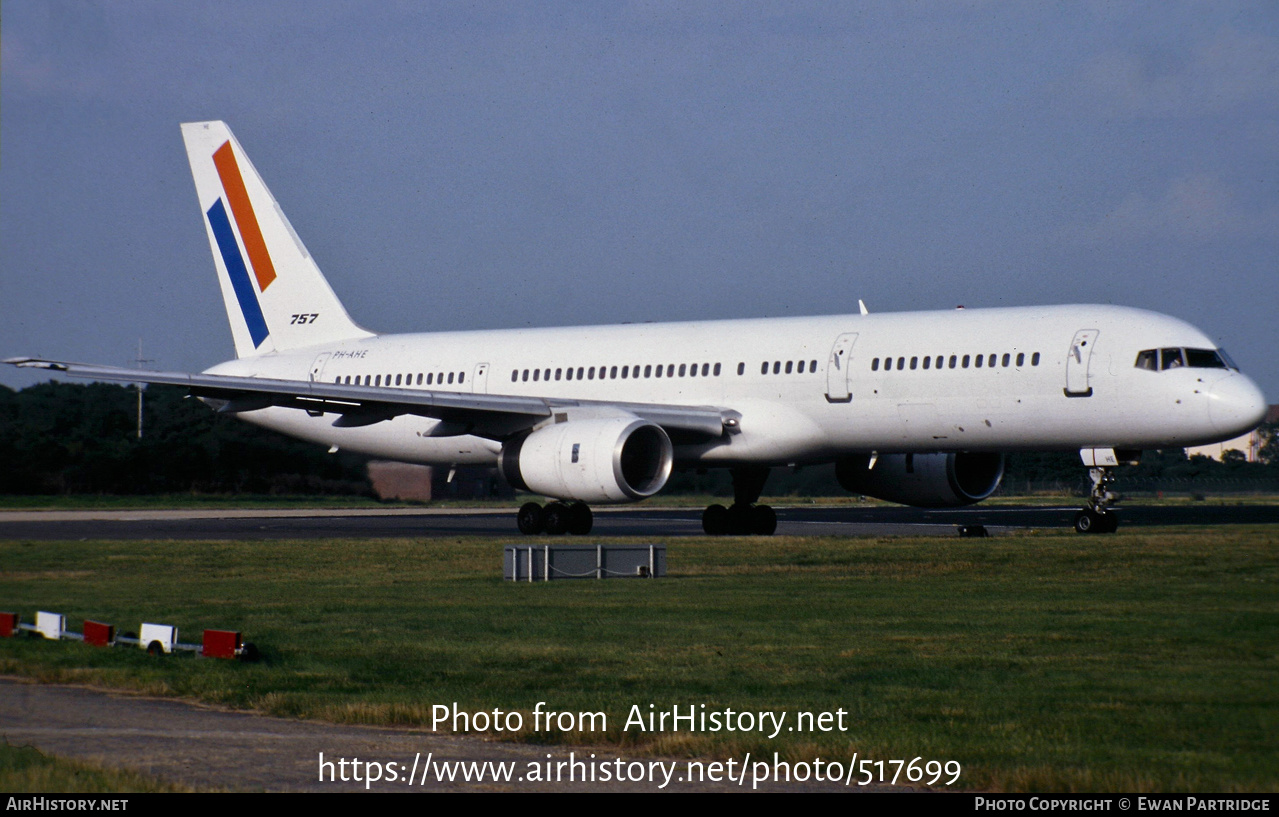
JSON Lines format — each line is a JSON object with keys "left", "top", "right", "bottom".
{"left": 0, "top": 382, "right": 371, "bottom": 495}
{"left": 0, "top": 381, "right": 1274, "bottom": 497}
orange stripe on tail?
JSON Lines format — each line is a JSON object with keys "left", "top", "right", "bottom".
{"left": 212, "top": 141, "right": 277, "bottom": 291}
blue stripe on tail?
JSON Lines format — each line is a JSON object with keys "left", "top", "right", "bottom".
{"left": 207, "top": 199, "right": 269, "bottom": 348}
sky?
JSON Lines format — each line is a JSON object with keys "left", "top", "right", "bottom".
{"left": 3, "top": 1, "right": 1277, "bottom": 399}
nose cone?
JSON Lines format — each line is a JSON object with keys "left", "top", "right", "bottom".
{"left": 1207, "top": 374, "right": 1268, "bottom": 437}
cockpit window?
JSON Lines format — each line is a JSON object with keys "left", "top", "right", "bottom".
{"left": 1136, "top": 347, "right": 1235, "bottom": 372}
{"left": 1184, "top": 348, "right": 1228, "bottom": 369}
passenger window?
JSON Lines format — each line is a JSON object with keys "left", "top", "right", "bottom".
{"left": 1016, "top": 353, "right": 1025, "bottom": 367}
{"left": 521, "top": 370, "right": 528, "bottom": 382}
{"left": 448, "top": 372, "right": 455, "bottom": 384}
{"left": 1032, "top": 353, "right": 1040, "bottom": 366}
{"left": 910, "top": 356, "right": 917, "bottom": 370}
{"left": 714, "top": 363, "right": 722, "bottom": 376}
{"left": 785, "top": 361, "right": 793, "bottom": 374}
{"left": 511, "top": 370, "right": 518, "bottom": 382}
{"left": 555, "top": 368, "right": 562, "bottom": 381}
{"left": 922, "top": 357, "right": 930, "bottom": 370}
{"left": 667, "top": 364, "right": 675, "bottom": 377}
{"left": 1002, "top": 353, "right": 1010, "bottom": 367}
{"left": 688, "top": 364, "right": 697, "bottom": 378}
{"left": 577, "top": 367, "right": 584, "bottom": 380}
{"left": 962, "top": 355, "right": 970, "bottom": 368}
{"left": 872, "top": 358, "right": 880, "bottom": 371}
{"left": 704, "top": 364, "right": 712, "bottom": 376}
{"left": 1160, "top": 348, "right": 1184, "bottom": 370}
{"left": 1134, "top": 350, "right": 1157, "bottom": 371}
{"left": 459, "top": 372, "right": 465, "bottom": 384}
{"left": 811, "top": 360, "right": 817, "bottom": 371}
{"left": 949, "top": 355, "right": 957, "bottom": 369}
{"left": 645, "top": 365, "right": 652, "bottom": 378}
{"left": 611, "top": 366, "right": 618, "bottom": 379}
{"left": 376, "top": 375, "right": 382, "bottom": 386}
{"left": 772, "top": 361, "right": 780, "bottom": 374}
{"left": 621, "top": 366, "right": 628, "bottom": 379}
{"left": 894, "top": 357, "right": 903, "bottom": 370}
{"left": 533, "top": 370, "right": 539, "bottom": 382}
{"left": 588, "top": 367, "right": 595, "bottom": 380}
{"left": 655, "top": 365, "right": 663, "bottom": 379}
{"left": 679, "top": 364, "right": 687, "bottom": 377}
{"left": 975, "top": 355, "right": 983, "bottom": 368}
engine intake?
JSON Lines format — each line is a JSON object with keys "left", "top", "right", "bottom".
{"left": 836, "top": 452, "right": 1004, "bottom": 508}
{"left": 500, "top": 417, "right": 673, "bottom": 503}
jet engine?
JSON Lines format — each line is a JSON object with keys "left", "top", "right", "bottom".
{"left": 836, "top": 452, "right": 1005, "bottom": 508}
{"left": 500, "top": 417, "right": 673, "bottom": 503}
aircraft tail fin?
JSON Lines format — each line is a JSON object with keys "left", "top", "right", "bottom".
{"left": 181, "top": 121, "right": 373, "bottom": 358}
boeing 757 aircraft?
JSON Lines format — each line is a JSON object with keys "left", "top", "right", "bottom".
{"left": 8, "top": 122, "right": 1268, "bottom": 535}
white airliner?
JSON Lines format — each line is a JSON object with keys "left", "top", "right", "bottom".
{"left": 8, "top": 122, "right": 1268, "bottom": 535}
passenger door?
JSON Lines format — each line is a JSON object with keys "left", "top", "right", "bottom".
{"left": 825, "top": 333, "right": 859, "bottom": 403}
{"left": 1065, "top": 329, "right": 1098, "bottom": 397}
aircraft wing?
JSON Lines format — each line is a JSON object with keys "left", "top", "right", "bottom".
{"left": 5, "top": 358, "right": 736, "bottom": 440}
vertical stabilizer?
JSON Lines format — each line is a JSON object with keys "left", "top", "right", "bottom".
{"left": 182, "top": 121, "right": 373, "bottom": 358}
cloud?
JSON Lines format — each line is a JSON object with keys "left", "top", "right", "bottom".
{"left": 1057, "top": 173, "right": 1279, "bottom": 246}
{"left": 1073, "top": 26, "right": 1279, "bottom": 118}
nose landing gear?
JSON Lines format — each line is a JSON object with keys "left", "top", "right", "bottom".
{"left": 1074, "top": 467, "right": 1119, "bottom": 534}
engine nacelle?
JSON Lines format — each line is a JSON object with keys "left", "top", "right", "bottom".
{"left": 836, "top": 452, "right": 1005, "bottom": 508}
{"left": 500, "top": 417, "right": 673, "bottom": 503}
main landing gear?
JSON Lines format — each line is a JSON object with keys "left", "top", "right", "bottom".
{"left": 517, "top": 501, "right": 593, "bottom": 536}
{"left": 702, "top": 466, "right": 777, "bottom": 536}
{"left": 1074, "top": 466, "right": 1119, "bottom": 534}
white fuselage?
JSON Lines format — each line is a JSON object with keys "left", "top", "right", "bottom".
{"left": 206, "top": 303, "right": 1266, "bottom": 469}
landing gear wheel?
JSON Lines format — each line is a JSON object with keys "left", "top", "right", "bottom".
{"left": 543, "top": 502, "right": 569, "bottom": 535}
{"left": 567, "top": 502, "right": 593, "bottom": 535}
{"left": 517, "top": 502, "right": 545, "bottom": 535}
{"left": 1074, "top": 509, "right": 1117, "bottom": 534}
{"left": 702, "top": 504, "right": 728, "bottom": 536}
{"left": 726, "top": 503, "right": 752, "bottom": 535}
{"left": 751, "top": 504, "right": 777, "bottom": 535}
{"left": 1074, "top": 510, "right": 1096, "bottom": 534}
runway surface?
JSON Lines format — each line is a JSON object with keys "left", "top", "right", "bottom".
{"left": 1, "top": 503, "right": 1275, "bottom": 540}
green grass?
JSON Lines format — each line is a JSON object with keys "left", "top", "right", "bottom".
{"left": 0, "top": 741, "right": 183, "bottom": 793}
{"left": 1, "top": 528, "right": 1275, "bottom": 792}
